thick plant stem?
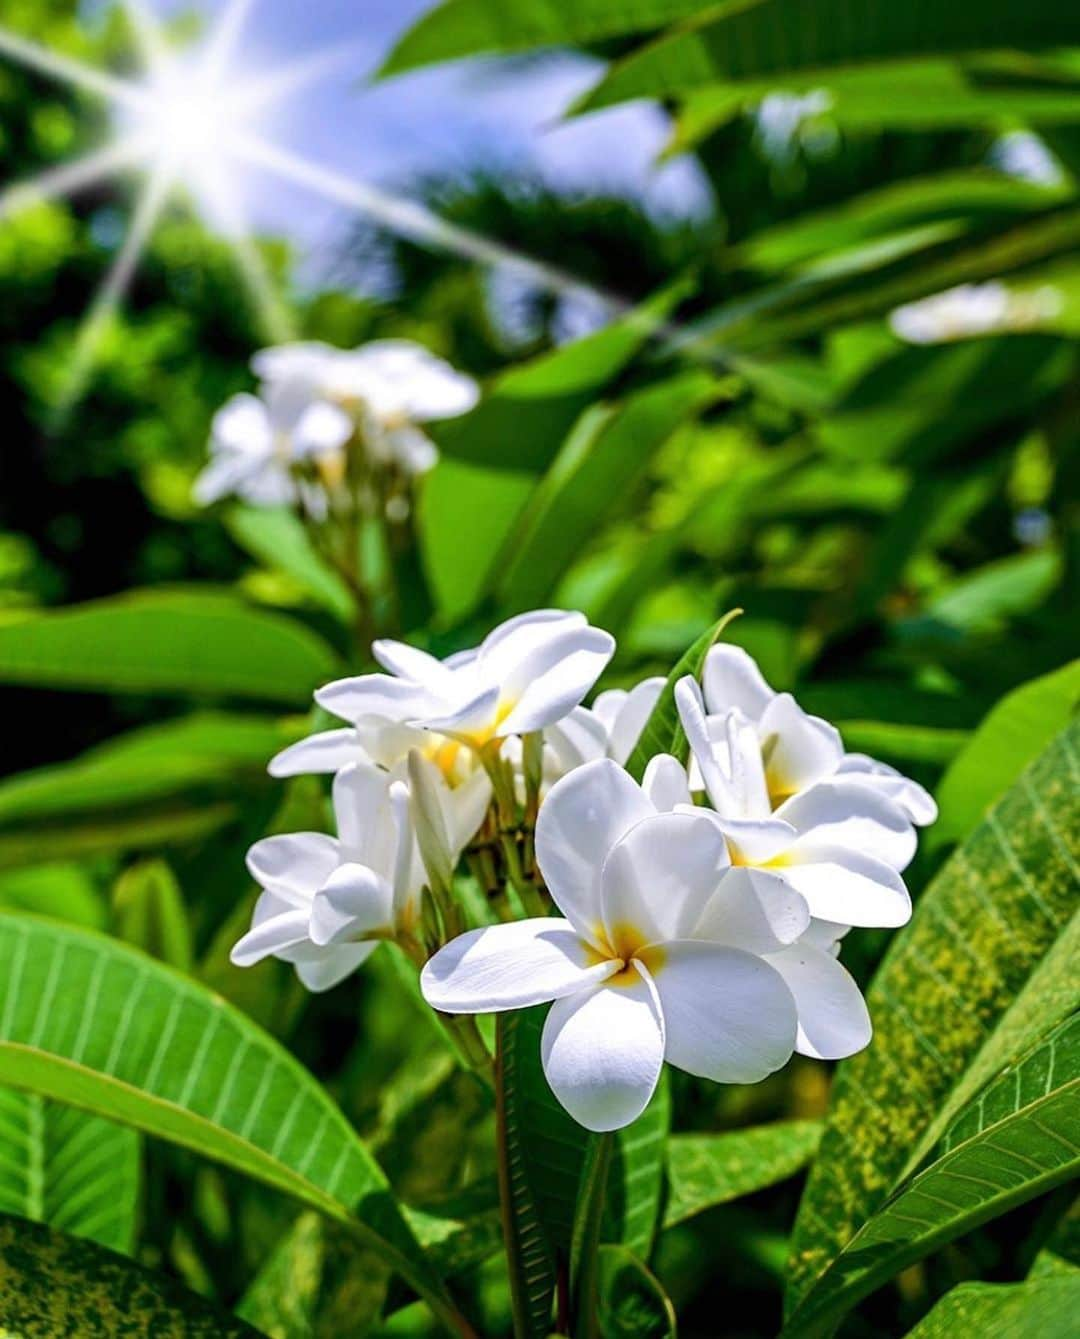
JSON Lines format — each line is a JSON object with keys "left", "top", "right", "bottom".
{"left": 495, "top": 1018, "right": 536, "bottom": 1339}
{"left": 570, "top": 1131, "right": 614, "bottom": 1339}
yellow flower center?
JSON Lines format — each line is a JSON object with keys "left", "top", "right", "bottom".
{"left": 586, "top": 922, "right": 667, "bottom": 987}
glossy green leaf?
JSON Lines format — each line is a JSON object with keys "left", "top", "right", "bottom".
{"left": 624, "top": 609, "right": 742, "bottom": 782}
{"left": 783, "top": 1015, "right": 1080, "bottom": 1338}
{"left": 0, "top": 916, "right": 466, "bottom": 1333}
{"left": 597, "top": 1245, "right": 676, "bottom": 1339}
{"left": 226, "top": 504, "right": 355, "bottom": 623}
{"left": 0, "top": 1212, "right": 264, "bottom": 1337}
{"left": 0, "top": 590, "right": 339, "bottom": 705}
{"left": 0, "top": 865, "right": 106, "bottom": 930}
{"left": 933, "top": 659, "right": 1080, "bottom": 849}
{"left": 0, "top": 1093, "right": 139, "bottom": 1254}
{"left": 380, "top": 0, "right": 711, "bottom": 77}
{"left": 579, "top": 0, "right": 1080, "bottom": 112}
{"left": 495, "top": 1007, "right": 671, "bottom": 1337}
{"left": 786, "top": 720, "right": 1080, "bottom": 1313}
{"left": 663, "top": 1121, "right": 822, "bottom": 1229}
{"left": 430, "top": 279, "right": 693, "bottom": 474}
{"left": 0, "top": 804, "right": 238, "bottom": 873}
{"left": 495, "top": 371, "right": 718, "bottom": 614}
{"left": 903, "top": 1276, "right": 1080, "bottom": 1338}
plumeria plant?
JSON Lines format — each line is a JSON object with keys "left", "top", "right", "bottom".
{"left": 226, "top": 602, "right": 935, "bottom": 1332}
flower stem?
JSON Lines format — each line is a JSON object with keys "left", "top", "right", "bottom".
{"left": 570, "top": 1131, "right": 614, "bottom": 1339}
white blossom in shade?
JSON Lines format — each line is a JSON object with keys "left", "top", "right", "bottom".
{"left": 316, "top": 610, "right": 616, "bottom": 755}
{"left": 254, "top": 338, "right": 478, "bottom": 477}
{"left": 685, "top": 643, "right": 936, "bottom": 837}
{"left": 675, "top": 681, "right": 913, "bottom": 929}
{"left": 192, "top": 381, "right": 353, "bottom": 510}
{"left": 230, "top": 762, "right": 420, "bottom": 992}
{"left": 269, "top": 717, "right": 492, "bottom": 863}
{"left": 422, "top": 759, "right": 811, "bottom": 1132}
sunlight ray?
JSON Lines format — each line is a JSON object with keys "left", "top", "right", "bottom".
{"left": 0, "top": 24, "right": 145, "bottom": 110}
{"left": 121, "top": 0, "right": 171, "bottom": 75}
{"left": 0, "top": 137, "right": 149, "bottom": 223}
{"left": 204, "top": 0, "right": 256, "bottom": 82}
{"left": 232, "top": 45, "right": 360, "bottom": 121}
{"left": 234, "top": 133, "right": 628, "bottom": 317}
{"left": 50, "top": 166, "right": 171, "bottom": 429}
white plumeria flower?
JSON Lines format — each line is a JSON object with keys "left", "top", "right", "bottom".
{"left": 269, "top": 716, "right": 492, "bottom": 861}
{"left": 230, "top": 762, "right": 420, "bottom": 992}
{"left": 422, "top": 759, "right": 811, "bottom": 1132}
{"left": 316, "top": 611, "right": 615, "bottom": 755}
{"left": 253, "top": 338, "right": 478, "bottom": 477}
{"left": 684, "top": 644, "right": 936, "bottom": 836}
{"left": 675, "top": 680, "right": 913, "bottom": 929}
{"left": 193, "top": 381, "right": 353, "bottom": 509}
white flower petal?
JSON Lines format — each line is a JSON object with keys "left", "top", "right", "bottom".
{"left": 765, "top": 943, "right": 871, "bottom": 1059}
{"left": 497, "top": 629, "right": 615, "bottom": 736}
{"left": 332, "top": 762, "right": 394, "bottom": 869}
{"left": 780, "top": 845, "right": 912, "bottom": 928}
{"left": 231, "top": 896, "right": 311, "bottom": 967}
{"left": 211, "top": 393, "right": 272, "bottom": 456}
{"left": 590, "top": 689, "right": 627, "bottom": 736}
{"left": 421, "top": 920, "right": 616, "bottom": 1013}
{"left": 675, "top": 678, "right": 737, "bottom": 814}
{"left": 443, "top": 767, "right": 493, "bottom": 856}
{"left": 541, "top": 967, "right": 664, "bottom": 1132}
{"left": 386, "top": 424, "right": 439, "bottom": 475}
{"left": 711, "top": 814, "right": 796, "bottom": 865}
{"left": 268, "top": 729, "right": 361, "bottom": 778}
{"left": 535, "top": 759, "right": 654, "bottom": 940}
{"left": 245, "top": 833, "right": 340, "bottom": 906}
{"left": 801, "top": 918, "right": 851, "bottom": 954}
{"left": 692, "top": 867, "right": 810, "bottom": 954}
{"left": 371, "top": 638, "right": 461, "bottom": 690}
{"left": 315, "top": 674, "right": 439, "bottom": 725}
{"left": 192, "top": 451, "right": 260, "bottom": 506}
{"left": 295, "top": 942, "right": 377, "bottom": 993}
{"left": 252, "top": 340, "right": 337, "bottom": 386}
{"left": 309, "top": 861, "right": 394, "bottom": 947}
{"left": 421, "top": 685, "right": 501, "bottom": 741}
{"left": 641, "top": 754, "right": 693, "bottom": 812}
{"left": 702, "top": 644, "right": 775, "bottom": 721}
{"left": 780, "top": 780, "right": 917, "bottom": 871}
{"left": 650, "top": 942, "right": 797, "bottom": 1084}
{"left": 601, "top": 811, "right": 729, "bottom": 947}
{"left": 293, "top": 401, "right": 353, "bottom": 458}
{"left": 837, "top": 754, "right": 938, "bottom": 826}
{"left": 758, "top": 694, "right": 843, "bottom": 800}
{"left": 606, "top": 677, "right": 665, "bottom": 765}
{"left": 545, "top": 707, "right": 610, "bottom": 773}
{"left": 478, "top": 610, "right": 586, "bottom": 682}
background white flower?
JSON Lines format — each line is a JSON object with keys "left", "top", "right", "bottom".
{"left": 422, "top": 759, "right": 810, "bottom": 1131}
{"left": 230, "top": 762, "right": 419, "bottom": 991}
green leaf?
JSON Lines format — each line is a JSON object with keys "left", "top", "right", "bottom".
{"left": 0, "top": 1212, "right": 265, "bottom": 1337}
{"left": 783, "top": 1015, "right": 1080, "bottom": 1338}
{"left": 495, "top": 1008, "right": 671, "bottom": 1337}
{"left": 578, "top": 0, "right": 1080, "bottom": 113}
{"left": 0, "top": 1093, "right": 139, "bottom": 1253}
{"left": 0, "top": 915, "right": 466, "bottom": 1332}
{"left": 933, "top": 660, "right": 1080, "bottom": 849}
{"left": 786, "top": 720, "right": 1080, "bottom": 1314}
{"left": 0, "top": 804, "right": 238, "bottom": 873}
{"left": 430, "top": 279, "right": 694, "bottom": 474}
{"left": 624, "top": 609, "right": 742, "bottom": 782}
{"left": 379, "top": 0, "right": 711, "bottom": 77}
{"left": 112, "top": 859, "right": 193, "bottom": 971}
{"left": 495, "top": 371, "right": 719, "bottom": 614}
{"left": 0, "top": 590, "right": 340, "bottom": 705}
{"left": 902, "top": 1276, "right": 1080, "bottom": 1338}
{"left": 597, "top": 1245, "right": 676, "bottom": 1339}
{"left": 0, "top": 865, "right": 106, "bottom": 930}
{"left": 832, "top": 722, "right": 967, "bottom": 769}
{"left": 237, "top": 1211, "right": 392, "bottom": 1338}
{"left": 663, "top": 1121, "right": 823, "bottom": 1229}
{"left": 226, "top": 505, "right": 355, "bottom": 623}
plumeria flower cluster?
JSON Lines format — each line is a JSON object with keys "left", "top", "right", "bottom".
{"left": 231, "top": 614, "right": 934, "bottom": 1132}
{"left": 193, "top": 338, "right": 478, "bottom": 512}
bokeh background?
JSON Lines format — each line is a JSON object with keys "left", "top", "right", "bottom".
{"left": 0, "top": 1, "right": 1077, "bottom": 1335}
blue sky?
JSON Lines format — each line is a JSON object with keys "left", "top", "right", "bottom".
{"left": 86, "top": 0, "right": 711, "bottom": 257}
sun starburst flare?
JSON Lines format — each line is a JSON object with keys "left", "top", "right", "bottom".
{"left": 0, "top": 0, "right": 661, "bottom": 427}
